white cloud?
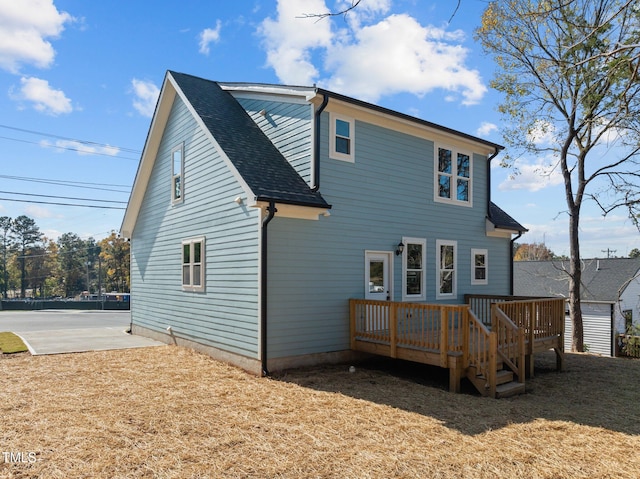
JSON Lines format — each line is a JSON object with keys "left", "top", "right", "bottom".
{"left": 259, "top": 0, "right": 332, "bottom": 85}
{"left": 199, "top": 21, "right": 222, "bottom": 55}
{"left": 40, "top": 139, "right": 120, "bottom": 156}
{"left": 131, "top": 79, "right": 160, "bottom": 117}
{"left": 258, "top": 2, "right": 486, "bottom": 104}
{"left": 0, "top": 0, "right": 74, "bottom": 73}
{"left": 476, "top": 122, "right": 497, "bottom": 137}
{"left": 24, "top": 204, "right": 59, "bottom": 219}
{"left": 11, "top": 76, "right": 73, "bottom": 115}
{"left": 498, "top": 156, "right": 564, "bottom": 192}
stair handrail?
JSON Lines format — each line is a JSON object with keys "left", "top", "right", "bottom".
{"left": 492, "top": 303, "right": 526, "bottom": 384}
{"left": 467, "top": 308, "right": 497, "bottom": 398}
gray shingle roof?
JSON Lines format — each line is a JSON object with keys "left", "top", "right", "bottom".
{"left": 514, "top": 258, "right": 640, "bottom": 301}
{"left": 169, "top": 71, "right": 330, "bottom": 209}
{"left": 488, "top": 202, "right": 527, "bottom": 232}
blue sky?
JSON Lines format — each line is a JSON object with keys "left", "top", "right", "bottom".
{"left": 0, "top": 0, "right": 637, "bottom": 258}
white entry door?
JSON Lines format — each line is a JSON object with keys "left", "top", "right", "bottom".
{"left": 365, "top": 252, "right": 392, "bottom": 301}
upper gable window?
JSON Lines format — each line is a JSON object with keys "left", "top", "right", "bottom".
{"left": 171, "top": 144, "right": 184, "bottom": 203}
{"left": 329, "top": 114, "right": 354, "bottom": 162}
{"left": 435, "top": 145, "right": 472, "bottom": 206}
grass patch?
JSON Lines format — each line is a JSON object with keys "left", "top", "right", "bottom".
{"left": 0, "top": 331, "right": 28, "bottom": 354}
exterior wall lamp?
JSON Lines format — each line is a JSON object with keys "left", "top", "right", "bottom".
{"left": 395, "top": 241, "right": 404, "bottom": 256}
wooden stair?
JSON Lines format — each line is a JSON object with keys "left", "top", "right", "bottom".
{"left": 466, "top": 363, "right": 525, "bottom": 398}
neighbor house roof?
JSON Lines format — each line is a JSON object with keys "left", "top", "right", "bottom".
{"left": 514, "top": 258, "right": 640, "bottom": 301}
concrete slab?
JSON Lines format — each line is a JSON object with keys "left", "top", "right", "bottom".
{"left": 15, "top": 327, "right": 165, "bottom": 355}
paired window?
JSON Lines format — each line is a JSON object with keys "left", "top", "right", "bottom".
{"left": 402, "top": 238, "right": 426, "bottom": 301}
{"left": 182, "top": 237, "right": 205, "bottom": 292}
{"left": 436, "top": 240, "right": 457, "bottom": 298}
{"left": 329, "top": 114, "right": 354, "bottom": 162}
{"left": 435, "top": 145, "right": 472, "bottom": 206}
{"left": 171, "top": 144, "right": 184, "bottom": 203}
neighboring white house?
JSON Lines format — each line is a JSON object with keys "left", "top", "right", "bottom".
{"left": 514, "top": 258, "right": 640, "bottom": 356}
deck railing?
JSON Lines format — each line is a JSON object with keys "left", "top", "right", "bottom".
{"left": 464, "top": 294, "right": 545, "bottom": 326}
{"left": 350, "top": 299, "right": 468, "bottom": 366}
{"left": 492, "top": 304, "right": 525, "bottom": 383}
{"left": 496, "top": 298, "right": 565, "bottom": 348}
{"left": 466, "top": 309, "right": 497, "bottom": 397}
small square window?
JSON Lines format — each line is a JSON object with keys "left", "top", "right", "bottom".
{"left": 329, "top": 114, "right": 355, "bottom": 162}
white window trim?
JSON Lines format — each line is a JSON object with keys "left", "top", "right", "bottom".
{"left": 436, "top": 239, "right": 457, "bottom": 299}
{"left": 182, "top": 237, "right": 205, "bottom": 292}
{"left": 471, "top": 248, "right": 488, "bottom": 285}
{"left": 329, "top": 113, "right": 355, "bottom": 162}
{"left": 402, "top": 237, "right": 426, "bottom": 301}
{"left": 171, "top": 143, "right": 184, "bottom": 204}
{"left": 434, "top": 144, "right": 473, "bottom": 207}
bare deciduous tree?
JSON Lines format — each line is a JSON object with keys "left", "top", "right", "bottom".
{"left": 476, "top": 0, "right": 640, "bottom": 352}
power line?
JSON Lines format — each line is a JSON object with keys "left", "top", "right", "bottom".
{"left": 0, "top": 190, "right": 127, "bottom": 205}
{"left": 0, "top": 197, "right": 126, "bottom": 210}
{"left": 0, "top": 135, "right": 140, "bottom": 161}
{"left": 0, "top": 174, "right": 131, "bottom": 193}
{"left": 0, "top": 124, "right": 141, "bottom": 154}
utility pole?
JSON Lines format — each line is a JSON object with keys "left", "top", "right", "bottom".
{"left": 601, "top": 248, "right": 617, "bottom": 258}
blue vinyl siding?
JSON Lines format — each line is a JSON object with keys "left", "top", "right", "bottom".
{"left": 235, "top": 97, "right": 313, "bottom": 184}
{"left": 130, "top": 96, "right": 261, "bottom": 358}
{"left": 266, "top": 114, "right": 512, "bottom": 358}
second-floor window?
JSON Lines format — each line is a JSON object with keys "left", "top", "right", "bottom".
{"left": 435, "top": 145, "right": 472, "bottom": 206}
{"left": 329, "top": 113, "right": 354, "bottom": 162}
{"left": 172, "top": 144, "right": 184, "bottom": 203}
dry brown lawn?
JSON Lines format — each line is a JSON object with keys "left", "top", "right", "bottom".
{"left": 1, "top": 346, "right": 639, "bottom": 479}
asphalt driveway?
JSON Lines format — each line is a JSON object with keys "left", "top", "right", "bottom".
{"left": 0, "top": 310, "right": 164, "bottom": 355}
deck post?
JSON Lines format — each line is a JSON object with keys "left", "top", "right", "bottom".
{"left": 517, "top": 327, "right": 525, "bottom": 383}
{"left": 389, "top": 302, "right": 397, "bottom": 359}
{"left": 439, "top": 307, "right": 448, "bottom": 368}
{"left": 449, "top": 362, "right": 461, "bottom": 393}
{"left": 488, "top": 332, "right": 497, "bottom": 398}
{"left": 349, "top": 299, "right": 356, "bottom": 350}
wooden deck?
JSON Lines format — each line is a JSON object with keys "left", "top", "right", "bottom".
{"left": 349, "top": 296, "right": 565, "bottom": 398}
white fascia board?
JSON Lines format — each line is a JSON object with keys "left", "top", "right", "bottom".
{"left": 312, "top": 93, "right": 500, "bottom": 157}
{"left": 219, "top": 83, "right": 316, "bottom": 103}
{"left": 485, "top": 218, "right": 519, "bottom": 238}
{"left": 120, "top": 75, "right": 177, "bottom": 238}
{"left": 252, "top": 201, "right": 329, "bottom": 221}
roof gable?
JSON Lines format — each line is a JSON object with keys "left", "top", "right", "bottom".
{"left": 121, "top": 71, "right": 330, "bottom": 237}
{"left": 169, "top": 72, "right": 329, "bottom": 209}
